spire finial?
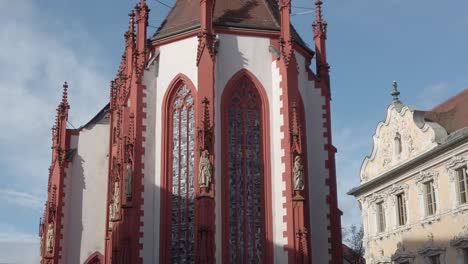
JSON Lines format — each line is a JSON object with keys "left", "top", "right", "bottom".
{"left": 61, "top": 81, "right": 68, "bottom": 105}
{"left": 391, "top": 80, "right": 401, "bottom": 103}
{"left": 315, "top": 0, "right": 324, "bottom": 22}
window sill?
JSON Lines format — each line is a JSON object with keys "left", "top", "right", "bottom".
{"left": 372, "top": 231, "right": 391, "bottom": 241}
{"left": 452, "top": 203, "right": 468, "bottom": 215}
{"left": 420, "top": 214, "right": 441, "bottom": 227}
{"left": 392, "top": 224, "right": 411, "bottom": 235}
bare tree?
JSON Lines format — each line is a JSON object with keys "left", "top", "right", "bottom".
{"left": 343, "top": 225, "right": 365, "bottom": 264}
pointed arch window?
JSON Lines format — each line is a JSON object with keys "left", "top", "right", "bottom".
{"left": 168, "top": 84, "right": 196, "bottom": 263}
{"left": 222, "top": 76, "right": 268, "bottom": 263}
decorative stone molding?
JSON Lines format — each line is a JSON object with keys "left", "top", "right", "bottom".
{"left": 387, "top": 183, "right": 409, "bottom": 198}
{"left": 446, "top": 155, "right": 467, "bottom": 170}
{"left": 391, "top": 242, "right": 415, "bottom": 264}
{"left": 367, "top": 192, "right": 386, "bottom": 209}
{"left": 446, "top": 155, "right": 468, "bottom": 215}
{"left": 415, "top": 170, "right": 439, "bottom": 185}
{"left": 416, "top": 170, "right": 441, "bottom": 225}
{"left": 367, "top": 193, "right": 391, "bottom": 238}
{"left": 418, "top": 234, "right": 447, "bottom": 264}
{"left": 387, "top": 184, "right": 411, "bottom": 233}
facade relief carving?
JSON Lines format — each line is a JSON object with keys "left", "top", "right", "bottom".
{"left": 361, "top": 106, "right": 438, "bottom": 182}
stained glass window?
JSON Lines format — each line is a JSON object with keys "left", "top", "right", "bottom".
{"left": 170, "top": 84, "right": 195, "bottom": 263}
{"left": 225, "top": 78, "right": 264, "bottom": 263}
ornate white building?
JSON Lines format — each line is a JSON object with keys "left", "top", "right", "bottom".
{"left": 39, "top": 0, "right": 343, "bottom": 263}
{"left": 349, "top": 84, "right": 468, "bottom": 264}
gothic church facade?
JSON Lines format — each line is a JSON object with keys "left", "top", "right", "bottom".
{"left": 39, "top": 0, "right": 342, "bottom": 263}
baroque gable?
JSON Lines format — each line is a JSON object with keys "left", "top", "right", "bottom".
{"left": 361, "top": 104, "right": 445, "bottom": 182}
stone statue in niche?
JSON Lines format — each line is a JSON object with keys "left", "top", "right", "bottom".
{"left": 198, "top": 150, "right": 212, "bottom": 189}
{"left": 111, "top": 180, "right": 120, "bottom": 220}
{"left": 125, "top": 144, "right": 133, "bottom": 200}
{"left": 46, "top": 223, "right": 54, "bottom": 253}
{"left": 293, "top": 155, "right": 305, "bottom": 191}
{"left": 125, "top": 144, "right": 133, "bottom": 199}
{"left": 108, "top": 204, "right": 113, "bottom": 229}
{"left": 125, "top": 163, "right": 133, "bottom": 199}
{"left": 40, "top": 236, "right": 44, "bottom": 257}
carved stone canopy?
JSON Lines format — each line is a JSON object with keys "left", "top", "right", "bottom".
{"left": 417, "top": 234, "right": 446, "bottom": 257}
{"left": 451, "top": 226, "right": 468, "bottom": 249}
{"left": 391, "top": 242, "right": 415, "bottom": 263}
{"left": 415, "top": 170, "right": 438, "bottom": 184}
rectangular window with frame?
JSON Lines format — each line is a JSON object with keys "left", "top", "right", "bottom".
{"left": 425, "top": 180, "right": 437, "bottom": 216}
{"left": 377, "top": 202, "right": 386, "bottom": 233}
{"left": 457, "top": 165, "right": 468, "bottom": 205}
{"left": 397, "top": 193, "right": 407, "bottom": 226}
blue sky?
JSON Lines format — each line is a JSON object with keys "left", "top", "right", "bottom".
{"left": 0, "top": 0, "right": 467, "bottom": 262}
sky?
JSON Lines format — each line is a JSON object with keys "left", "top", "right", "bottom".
{"left": 0, "top": 0, "right": 467, "bottom": 262}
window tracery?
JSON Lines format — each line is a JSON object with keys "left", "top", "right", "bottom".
{"left": 169, "top": 84, "right": 195, "bottom": 263}
{"left": 224, "top": 77, "right": 264, "bottom": 263}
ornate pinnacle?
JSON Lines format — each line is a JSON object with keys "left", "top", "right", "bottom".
{"left": 391, "top": 80, "right": 401, "bottom": 103}
{"left": 313, "top": 0, "right": 327, "bottom": 39}
{"left": 129, "top": 11, "right": 135, "bottom": 33}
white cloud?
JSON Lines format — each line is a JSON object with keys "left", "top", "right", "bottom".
{"left": 0, "top": 1, "right": 111, "bottom": 262}
{"left": 0, "top": 242, "right": 39, "bottom": 264}
{"left": 334, "top": 126, "right": 372, "bottom": 229}
{"left": 0, "top": 225, "right": 38, "bottom": 263}
{"left": 0, "top": 189, "right": 43, "bottom": 211}
{"left": 0, "top": 0, "right": 110, "bottom": 183}
{"left": 418, "top": 82, "right": 452, "bottom": 109}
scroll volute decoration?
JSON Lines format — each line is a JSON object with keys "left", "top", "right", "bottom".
{"left": 197, "top": 97, "right": 213, "bottom": 194}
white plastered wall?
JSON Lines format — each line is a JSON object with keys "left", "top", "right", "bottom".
{"left": 140, "top": 36, "right": 199, "bottom": 264}
{"left": 214, "top": 34, "right": 287, "bottom": 263}
{"left": 62, "top": 115, "right": 109, "bottom": 264}
{"left": 296, "top": 52, "right": 331, "bottom": 263}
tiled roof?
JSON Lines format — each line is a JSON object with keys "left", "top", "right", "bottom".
{"left": 153, "top": 0, "right": 311, "bottom": 52}
{"left": 425, "top": 88, "right": 468, "bottom": 134}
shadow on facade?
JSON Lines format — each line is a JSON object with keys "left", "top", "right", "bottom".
{"left": 67, "top": 153, "right": 85, "bottom": 262}
{"left": 370, "top": 237, "right": 468, "bottom": 263}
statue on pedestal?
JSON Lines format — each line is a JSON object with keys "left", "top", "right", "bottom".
{"left": 46, "top": 223, "right": 54, "bottom": 253}
{"left": 293, "top": 155, "right": 305, "bottom": 191}
{"left": 199, "top": 150, "right": 212, "bottom": 190}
